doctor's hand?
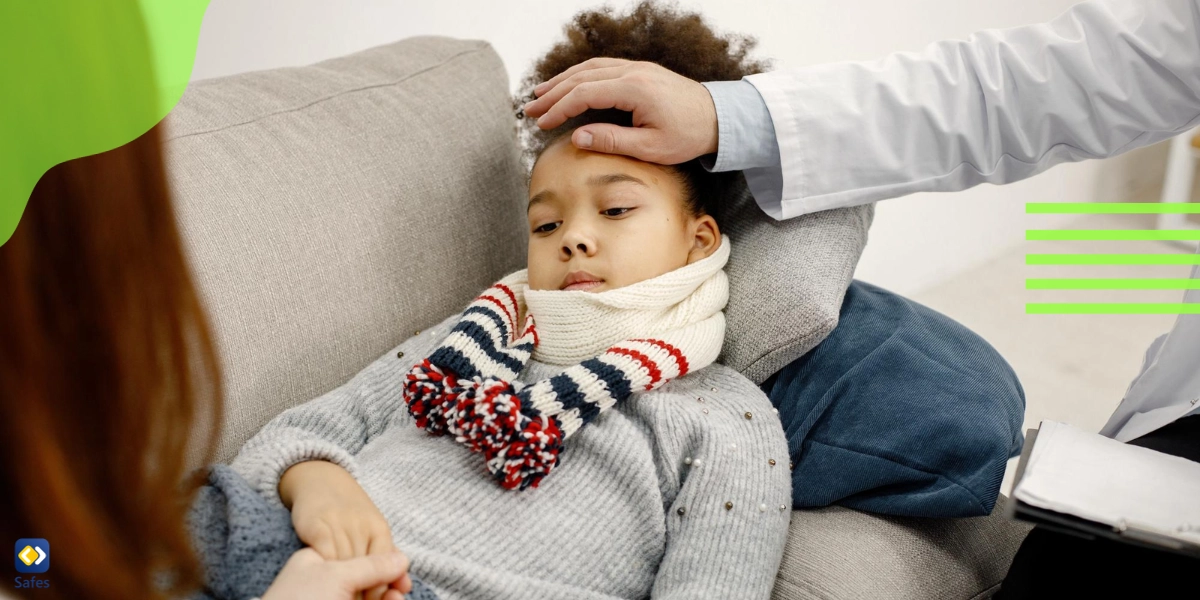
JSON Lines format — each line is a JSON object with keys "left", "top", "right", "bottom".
{"left": 261, "top": 547, "right": 409, "bottom": 600}
{"left": 520, "top": 58, "right": 718, "bottom": 165}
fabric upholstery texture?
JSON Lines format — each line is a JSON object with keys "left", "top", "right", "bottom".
{"left": 772, "top": 496, "right": 1031, "bottom": 600}
{"left": 165, "top": 37, "right": 529, "bottom": 464}
{"left": 763, "top": 281, "right": 1027, "bottom": 518}
{"left": 714, "top": 184, "right": 874, "bottom": 384}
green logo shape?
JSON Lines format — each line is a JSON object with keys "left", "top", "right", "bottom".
{"left": 0, "top": 0, "right": 209, "bottom": 246}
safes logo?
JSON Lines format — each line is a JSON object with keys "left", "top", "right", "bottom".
{"left": 14, "top": 539, "right": 49, "bottom": 574}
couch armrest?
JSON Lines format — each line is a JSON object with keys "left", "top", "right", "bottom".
{"left": 773, "top": 496, "right": 1032, "bottom": 600}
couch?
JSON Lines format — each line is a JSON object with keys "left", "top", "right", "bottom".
{"left": 164, "top": 35, "right": 1032, "bottom": 599}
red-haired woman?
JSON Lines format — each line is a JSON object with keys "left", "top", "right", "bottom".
{"left": 0, "top": 124, "right": 412, "bottom": 600}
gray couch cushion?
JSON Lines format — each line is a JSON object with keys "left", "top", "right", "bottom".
{"left": 772, "top": 496, "right": 1032, "bottom": 599}
{"left": 166, "top": 36, "right": 528, "bottom": 464}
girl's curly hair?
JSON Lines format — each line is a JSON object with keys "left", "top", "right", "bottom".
{"left": 515, "top": 0, "right": 772, "bottom": 223}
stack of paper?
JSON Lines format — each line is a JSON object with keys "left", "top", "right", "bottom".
{"left": 1012, "top": 420, "right": 1200, "bottom": 548}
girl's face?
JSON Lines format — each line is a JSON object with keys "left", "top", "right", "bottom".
{"left": 526, "top": 135, "right": 719, "bottom": 293}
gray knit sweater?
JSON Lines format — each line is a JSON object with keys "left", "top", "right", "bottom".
{"left": 230, "top": 313, "right": 792, "bottom": 599}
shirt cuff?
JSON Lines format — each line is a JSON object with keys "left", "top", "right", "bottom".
{"left": 700, "top": 79, "right": 782, "bottom": 173}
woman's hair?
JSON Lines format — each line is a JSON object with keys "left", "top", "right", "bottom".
{"left": 515, "top": 0, "right": 772, "bottom": 223}
{"left": 0, "top": 124, "right": 223, "bottom": 600}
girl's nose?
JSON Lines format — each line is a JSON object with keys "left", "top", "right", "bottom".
{"left": 562, "top": 241, "right": 590, "bottom": 256}
{"left": 560, "top": 227, "right": 596, "bottom": 258}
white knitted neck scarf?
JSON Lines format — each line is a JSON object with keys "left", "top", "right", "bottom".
{"left": 403, "top": 235, "right": 730, "bottom": 490}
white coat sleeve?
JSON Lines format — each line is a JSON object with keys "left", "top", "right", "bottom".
{"left": 743, "top": 0, "right": 1200, "bottom": 219}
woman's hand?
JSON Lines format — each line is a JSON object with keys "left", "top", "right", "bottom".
{"left": 279, "top": 460, "right": 412, "bottom": 599}
{"left": 261, "top": 547, "right": 409, "bottom": 600}
{"left": 519, "top": 57, "right": 719, "bottom": 165}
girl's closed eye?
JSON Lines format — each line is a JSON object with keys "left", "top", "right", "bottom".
{"left": 601, "top": 207, "right": 634, "bottom": 217}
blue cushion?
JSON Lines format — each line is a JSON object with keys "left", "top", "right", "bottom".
{"left": 762, "top": 280, "right": 1025, "bottom": 517}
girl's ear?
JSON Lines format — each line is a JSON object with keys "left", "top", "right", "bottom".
{"left": 687, "top": 214, "right": 720, "bottom": 264}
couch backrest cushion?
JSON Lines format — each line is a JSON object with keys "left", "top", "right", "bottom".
{"left": 165, "top": 37, "right": 528, "bottom": 463}
{"left": 717, "top": 187, "right": 873, "bottom": 383}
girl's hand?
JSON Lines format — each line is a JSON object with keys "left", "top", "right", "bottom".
{"left": 261, "top": 547, "right": 410, "bottom": 600}
{"left": 279, "top": 460, "right": 413, "bottom": 599}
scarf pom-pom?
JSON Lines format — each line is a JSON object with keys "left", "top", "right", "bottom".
{"left": 485, "top": 416, "right": 564, "bottom": 491}
{"left": 403, "top": 359, "right": 456, "bottom": 435}
{"left": 406, "top": 363, "right": 561, "bottom": 491}
{"left": 444, "top": 378, "right": 523, "bottom": 454}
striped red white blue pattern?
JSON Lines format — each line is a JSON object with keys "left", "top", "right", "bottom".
{"left": 403, "top": 281, "right": 691, "bottom": 491}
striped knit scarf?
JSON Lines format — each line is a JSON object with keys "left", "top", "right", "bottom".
{"left": 403, "top": 235, "right": 731, "bottom": 491}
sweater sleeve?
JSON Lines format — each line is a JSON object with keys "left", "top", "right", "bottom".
{"left": 647, "top": 365, "right": 792, "bottom": 600}
{"left": 228, "top": 314, "right": 461, "bottom": 506}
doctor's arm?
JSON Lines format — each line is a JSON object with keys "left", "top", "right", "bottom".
{"left": 524, "top": 0, "right": 1200, "bottom": 221}
{"left": 711, "top": 0, "right": 1200, "bottom": 219}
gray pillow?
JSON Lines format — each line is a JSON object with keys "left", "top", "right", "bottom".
{"left": 718, "top": 186, "right": 873, "bottom": 383}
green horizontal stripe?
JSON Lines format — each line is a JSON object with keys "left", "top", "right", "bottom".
{"left": 1026, "top": 203, "right": 1200, "bottom": 214}
{"left": 1027, "top": 303, "right": 1200, "bottom": 314}
{"left": 1026, "top": 254, "right": 1200, "bottom": 265}
{"left": 1026, "top": 278, "right": 1200, "bottom": 290}
{"left": 1027, "top": 230, "right": 1200, "bottom": 241}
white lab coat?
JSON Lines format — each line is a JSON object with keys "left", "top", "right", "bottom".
{"left": 742, "top": 0, "right": 1200, "bottom": 441}
{"left": 1104, "top": 273, "right": 1200, "bottom": 441}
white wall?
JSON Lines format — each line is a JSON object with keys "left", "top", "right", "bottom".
{"left": 191, "top": 0, "right": 1167, "bottom": 296}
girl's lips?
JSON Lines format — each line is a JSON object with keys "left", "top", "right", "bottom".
{"left": 562, "top": 280, "right": 604, "bottom": 292}
{"left": 561, "top": 270, "right": 604, "bottom": 290}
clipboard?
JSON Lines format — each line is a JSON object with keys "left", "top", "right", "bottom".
{"left": 1006, "top": 426, "right": 1200, "bottom": 559}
